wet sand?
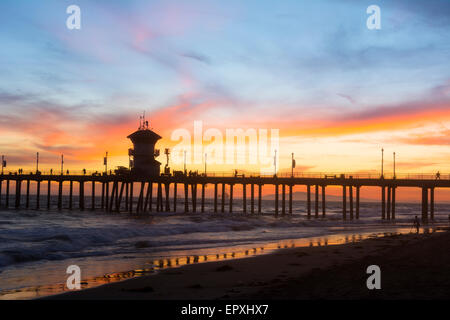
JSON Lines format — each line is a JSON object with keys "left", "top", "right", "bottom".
{"left": 46, "top": 228, "right": 450, "bottom": 300}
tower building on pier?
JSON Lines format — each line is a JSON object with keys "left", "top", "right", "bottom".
{"left": 127, "top": 115, "right": 161, "bottom": 176}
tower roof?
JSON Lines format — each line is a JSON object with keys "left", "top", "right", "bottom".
{"left": 127, "top": 129, "right": 162, "bottom": 143}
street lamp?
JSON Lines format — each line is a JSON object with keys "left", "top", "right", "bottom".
{"left": 104, "top": 151, "right": 108, "bottom": 174}
{"left": 204, "top": 153, "right": 207, "bottom": 176}
{"left": 291, "top": 153, "right": 296, "bottom": 178}
{"left": 1, "top": 155, "right": 5, "bottom": 175}
{"left": 36, "top": 152, "right": 39, "bottom": 174}
{"left": 61, "top": 154, "right": 64, "bottom": 175}
{"left": 381, "top": 148, "right": 384, "bottom": 178}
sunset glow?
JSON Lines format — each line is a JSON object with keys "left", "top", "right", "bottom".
{"left": 0, "top": 0, "right": 448, "bottom": 176}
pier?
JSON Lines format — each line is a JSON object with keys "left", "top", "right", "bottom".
{"left": 0, "top": 172, "right": 448, "bottom": 223}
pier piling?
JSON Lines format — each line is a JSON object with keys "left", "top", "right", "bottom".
{"left": 15, "top": 179, "right": 21, "bottom": 208}
{"left": 391, "top": 186, "right": 396, "bottom": 220}
{"left": 387, "top": 186, "right": 391, "bottom": 220}
{"left": 243, "top": 183, "right": 247, "bottom": 214}
{"left": 79, "top": 181, "right": 85, "bottom": 210}
{"left": 129, "top": 182, "right": 134, "bottom": 213}
{"left": 157, "top": 182, "right": 163, "bottom": 212}
{"left": 6, "top": 179, "right": 9, "bottom": 208}
{"left": 91, "top": 181, "right": 95, "bottom": 210}
{"left": 421, "top": 187, "right": 428, "bottom": 224}
{"left": 108, "top": 181, "right": 115, "bottom": 212}
{"left": 191, "top": 184, "right": 197, "bottom": 213}
{"left": 201, "top": 184, "right": 205, "bottom": 213}
{"left": 184, "top": 183, "right": 189, "bottom": 213}
{"left": 307, "top": 185, "right": 311, "bottom": 219}
{"left": 36, "top": 180, "right": 40, "bottom": 210}
{"left": 109, "top": 181, "right": 118, "bottom": 212}
{"left": 101, "top": 182, "right": 105, "bottom": 210}
{"left": 105, "top": 182, "right": 109, "bottom": 211}
{"left": 118, "top": 182, "right": 125, "bottom": 212}
{"left": 315, "top": 185, "right": 319, "bottom": 218}
{"left": 229, "top": 184, "right": 233, "bottom": 213}
{"left": 221, "top": 183, "right": 225, "bottom": 213}
{"left": 173, "top": 183, "right": 176, "bottom": 212}
{"left": 342, "top": 185, "right": 346, "bottom": 220}
{"left": 26, "top": 180, "right": 30, "bottom": 208}
{"left": 322, "top": 185, "right": 326, "bottom": 217}
{"left": 356, "top": 186, "right": 360, "bottom": 219}
{"left": 165, "top": 183, "right": 170, "bottom": 212}
{"left": 57, "top": 181, "right": 62, "bottom": 210}
{"left": 213, "top": 183, "right": 218, "bottom": 213}
{"left": 258, "top": 184, "right": 262, "bottom": 214}
{"left": 69, "top": 180, "right": 73, "bottom": 210}
{"left": 349, "top": 186, "right": 353, "bottom": 220}
{"left": 275, "top": 184, "right": 279, "bottom": 216}
{"left": 430, "top": 187, "right": 434, "bottom": 221}
{"left": 251, "top": 183, "right": 255, "bottom": 214}
{"left": 289, "top": 185, "right": 293, "bottom": 214}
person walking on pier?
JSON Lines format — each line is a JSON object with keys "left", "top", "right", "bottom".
{"left": 413, "top": 216, "right": 420, "bottom": 233}
{"left": 435, "top": 171, "right": 441, "bottom": 180}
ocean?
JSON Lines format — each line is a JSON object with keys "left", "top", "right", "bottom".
{"left": 0, "top": 197, "right": 448, "bottom": 299}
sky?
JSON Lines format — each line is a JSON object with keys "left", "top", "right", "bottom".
{"left": 0, "top": 0, "right": 449, "bottom": 178}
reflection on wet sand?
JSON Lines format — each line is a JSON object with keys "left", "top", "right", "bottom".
{"left": 0, "top": 227, "right": 441, "bottom": 300}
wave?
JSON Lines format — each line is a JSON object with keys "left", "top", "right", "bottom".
{"left": 0, "top": 203, "right": 448, "bottom": 269}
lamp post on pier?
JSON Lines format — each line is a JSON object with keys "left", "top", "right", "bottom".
{"left": 291, "top": 153, "right": 295, "bottom": 178}
{"left": 61, "top": 154, "right": 64, "bottom": 175}
{"left": 381, "top": 148, "right": 384, "bottom": 178}
{"left": 1, "top": 155, "right": 5, "bottom": 175}
{"left": 36, "top": 152, "right": 39, "bottom": 174}
{"left": 104, "top": 151, "right": 108, "bottom": 174}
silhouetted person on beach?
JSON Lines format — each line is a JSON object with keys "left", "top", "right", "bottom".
{"left": 413, "top": 216, "right": 420, "bottom": 233}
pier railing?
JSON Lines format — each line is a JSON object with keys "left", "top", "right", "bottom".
{"left": 1, "top": 171, "right": 448, "bottom": 181}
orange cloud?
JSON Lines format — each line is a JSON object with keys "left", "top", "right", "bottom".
{"left": 236, "top": 100, "right": 450, "bottom": 139}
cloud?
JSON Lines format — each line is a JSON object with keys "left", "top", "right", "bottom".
{"left": 337, "top": 93, "right": 356, "bottom": 104}
{"left": 395, "top": 161, "right": 439, "bottom": 170}
{"left": 180, "top": 52, "right": 212, "bottom": 65}
{"left": 397, "top": 130, "right": 450, "bottom": 146}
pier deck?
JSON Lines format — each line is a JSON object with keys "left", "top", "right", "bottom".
{"left": 1, "top": 173, "right": 448, "bottom": 223}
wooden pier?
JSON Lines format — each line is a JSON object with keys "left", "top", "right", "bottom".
{"left": 0, "top": 173, "right": 448, "bottom": 223}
